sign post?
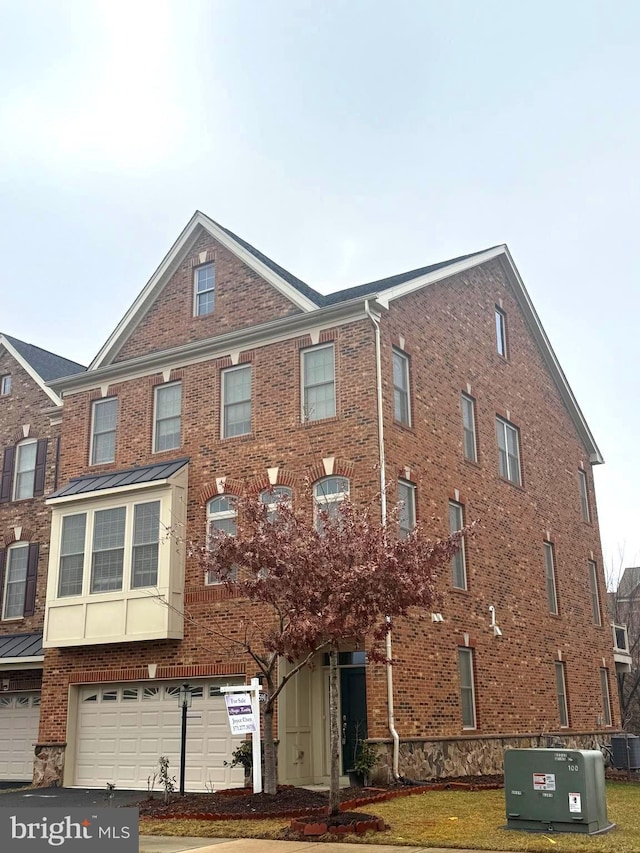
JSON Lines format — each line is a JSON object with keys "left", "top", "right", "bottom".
{"left": 221, "top": 678, "right": 263, "bottom": 793}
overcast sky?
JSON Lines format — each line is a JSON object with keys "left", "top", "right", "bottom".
{"left": 1, "top": 0, "right": 638, "bottom": 582}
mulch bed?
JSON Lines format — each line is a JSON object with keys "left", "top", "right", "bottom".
{"left": 137, "top": 775, "right": 505, "bottom": 821}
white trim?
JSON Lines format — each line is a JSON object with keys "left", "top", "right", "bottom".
{"left": 193, "top": 262, "right": 216, "bottom": 317}
{"left": 221, "top": 364, "right": 252, "bottom": 439}
{"left": 301, "top": 342, "right": 336, "bottom": 423}
{"left": 0, "top": 335, "right": 62, "bottom": 406}
{"left": 90, "top": 211, "right": 318, "bottom": 369}
{"left": 12, "top": 438, "right": 37, "bottom": 501}
{"left": 89, "top": 397, "right": 118, "bottom": 466}
{"left": 392, "top": 348, "right": 411, "bottom": 426}
{"left": 152, "top": 381, "right": 182, "bottom": 454}
{"left": 0, "top": 657, "right": 43, "bottom": 668}
{"left": 457, "top": 647, "right": 477, "bottom": 730}
{"left": 2, "top": 542, "right": 29, "bottom": 621}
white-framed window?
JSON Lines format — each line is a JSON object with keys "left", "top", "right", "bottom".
{"left": 600, "top": 668, "right": 612, "bottom": 727}
{"left": 458, "top": 647, "right": 477, "bottom": 729}
{"left": 206, "top": 495, "right": 237, "bottom": 584}
{"left": 90, "top": 398, "right": 118, "bottom": 465}
{"left": 544, "top": 541, "right": 558, "bottom": 615}
{"left": 313, "top": 476, "right": 350, "bottom": 531}
{"left": 302, "top": 344, "right": 335, "bottom": 422}
{"left": 495, "top": 306, "right": 507, "bottom": 357}
{"left": 578, "top": 469, "right": 591, "bottom": 522}
{"left": 194, "top": 263, "right": 215, "bottom": 316}
{"left": 461, "top": 394, "right": 477, "bottom": 463}
{"left": 555, "top": 661, "right": 569, "bottom": 728}
{"left": 260, "top": 486, "right": 293, "bottom": 523}
{"left": 393, "top": 349, "right": 411, "bottom": 426}
{"left": 56, "top": 499, "right": 161, "bottom": 598}
{"left": 3, "top": 543, "right": 29, "bottom": 620}
{"left": 154, "top": 382, "right": 182, "bottom": 452}
{"left": 398, "top": 480, "right": 416, "bottom": 538}
{"left": 222, "top": 365, "right": 252, "bottom": 438}
{"left": 588, "top": 559, "right": 601, "bottom": 626}
{"left": 0, "top": 375, "right": 11, "bottom": 396}
{"left": 13, "top": 440, "right": 37, "bottom": 500}
{"left": 450, "top": 501, "right": 467, "bottom": 590}
{"left": 496, "top": 417, "right": 521, "bottom": 485}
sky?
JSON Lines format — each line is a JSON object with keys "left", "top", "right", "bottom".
{"left": 1, "top": 0, "right": 638, "bottom": 583}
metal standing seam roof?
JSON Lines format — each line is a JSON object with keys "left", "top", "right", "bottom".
{"left": 49, "top": 457, "right": 189, "bottom": 499}
{"left": 0, "top": 632, "right": 43, "bottom": 659}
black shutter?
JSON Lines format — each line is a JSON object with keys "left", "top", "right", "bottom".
{"left": 23, "top": 543, "right": 39, "bottom": 617}
{"left": 0, "top": 447, "right": 15, "bottom": 503}
{"left": 0, "top": 549, "right": 5, "bottom": 614}
{"left": 33, "top": 439, "right": 48, "bottom": 496}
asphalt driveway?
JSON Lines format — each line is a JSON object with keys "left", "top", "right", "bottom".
{"left": 0, "top": 785, "right": 144, "bottom": 808}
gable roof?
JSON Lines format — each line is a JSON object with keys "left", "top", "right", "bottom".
{"left": 0, "top": 334, "right": 86, "bottom": 406}
{"left": 82, "top": 213, "right": 602, "bottom": 464}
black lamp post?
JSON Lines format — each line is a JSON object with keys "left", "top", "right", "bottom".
{"left": 178, "top": 683, "right": 192, "bottom": 795}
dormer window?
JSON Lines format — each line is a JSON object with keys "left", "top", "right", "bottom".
{"left": 0, "top": 375, "right": 11, "bottom": 396}
{"left": 194, "top": 264, "right": 215, "bottom": 316}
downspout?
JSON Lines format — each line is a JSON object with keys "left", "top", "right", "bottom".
{"left": 364, "top": 299, "right": 400, "bottom": 781}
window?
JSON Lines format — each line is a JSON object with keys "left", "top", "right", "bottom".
{"left": 555, "top": 661, "right": 569, "bottom": 727}
{"left": 3, "top": 544, "right": 28, "bottom": 619}
{"left": 461, "top": 394, "right": 477, "bottom": 463}
{"left": 393, "top": 349, "right": 411, "bottom": 425}
{"left": 589, "top": 560, "right": 601, "bottom": 626}
{"left": 13, "top": 440, "right": 37, "bottom": 500}
{"left": 91, "top": 398, "right": 117, "bottom": 465}
{"left": 58, "top": 514, "right": 87, "bottom": 597}
{"left": 495, "top": 307, "right": 507, "bottom": 357}
{"left": 302, "top": 344, "right": 335, "bottom": 421}
{"left": 397, "top": 480, "right": 416, "bottom": 538}
{"left": 496, "top": 417, "right": 521, "bottom": 485}
{"left": 154, "top": 383, "right": 182, "bottom": 452}
{"left": 206, "top": 495, "right": 237, "bottom": 583}
{"left": 578, "top": 469, "right": 591, "bottom": 522}
{"left": 194, "top": 263, "right": 215, "bottom": 316}
{"left": 91, "top": 507, "right": 126, "bottom": 592}
{"left": 0, "top": 375, "right": 11, "bottom": 396}
{"left": 131, "top": 502, "right": 161, "bottom": 588}
{"left": 600, "top": 668, "right": 612, "bottom": 726}
{"left": 458, "top": 648, "right": 477, "bottom": 729}
{"left": 544, "top": 541, "right": 558, "bottom": 615}
{"left": 222, "top": 365, "right": 252, "bottom": 438}
{"left": 450, "top": 501, "right": 467, "bottom": 590}
{"left": 260, "top": 486, "right": 293, "bottom": 523}
{"left": 313, "top": 477, "right": 350, "bottom": 531}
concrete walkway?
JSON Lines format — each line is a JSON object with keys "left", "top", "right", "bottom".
{"left": 139, "top": 837, "right": 519, "bottom": 853}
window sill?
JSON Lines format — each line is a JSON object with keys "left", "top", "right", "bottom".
{"left": 463, "top": 458, "right": 482, "bottom": 470}
{"left": 301, "top": 415, "right": 340, "bottom": 427}
{"left": 220, "top": 432, "right": 254, "bottom": 443}
{"left": 1, "top": 616, "right": 24, "bottom": 623}
{"left": 393, "top": 419, "right": 414, "bottom": 433}
{"left": 497, "top": 475, "right": 525, "bottom": 491}
{"left": 450, "top": 586, "right": 470, "bottom": 595}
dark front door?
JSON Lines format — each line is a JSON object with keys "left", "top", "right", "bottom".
{"left": 340, "top": 666, "right": 367, "bottom": 773}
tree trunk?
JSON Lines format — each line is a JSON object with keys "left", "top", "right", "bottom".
{"left": 329, "top": 645, "right": 341, "bottom": 815}
{"left": 263, "top": 677, "right": 277, "bottom": 795}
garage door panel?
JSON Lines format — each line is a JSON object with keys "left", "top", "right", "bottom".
{"left": 0, "top": 693, "right": 41, "bottom": 782}
{"left": 74, "top": 679, "right": 245, "bottom": 791}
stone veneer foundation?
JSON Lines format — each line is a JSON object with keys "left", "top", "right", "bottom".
{"left": 33, "top": 744, "right": 66, "bottom": 787}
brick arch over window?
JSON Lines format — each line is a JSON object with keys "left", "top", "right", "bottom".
{"left": 247, "top": 468, "right": 298, "bottom": 495}
{"left": 2, "top": 528, "right": 35, "bottom": 546}
{"left": 0, "top": 437, "right": 48, "bottom": 503}
{"left": 198, "top": 477, "right": 244, "bottom": 505}
{"left": 307, "top": 458, "right": 355, "bottom": 484}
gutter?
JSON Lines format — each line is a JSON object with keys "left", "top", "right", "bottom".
{"left": 364, "top": 299, "right": 400, "bottom": 781}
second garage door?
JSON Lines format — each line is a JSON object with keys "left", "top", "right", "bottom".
{"left": 74, "top": 679, "right": 245, "bottom": 791}
{"left": 0, "top": 692, "right": 40, "bottom": 781}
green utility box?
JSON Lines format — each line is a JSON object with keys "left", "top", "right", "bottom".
{"left": 504, "top": 748, "right": 614, "bottom": 835}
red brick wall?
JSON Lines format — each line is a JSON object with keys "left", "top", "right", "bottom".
{"left": 44, "top": 254, "right": 616, "bottom": 749}
{"left": 0, "top": 348, "right": 60, "bottom": 642}
{"left": 114, "top": 228, "right": 304, "bottom": 362}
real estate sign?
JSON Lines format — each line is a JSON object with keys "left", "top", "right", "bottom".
{"left": 224, "top": 691, "right": 257, "bottom": 735}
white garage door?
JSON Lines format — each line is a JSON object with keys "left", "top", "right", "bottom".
{"left": 75, "top": 680, "right": 246, "bottom": 791}
{"left": 0, "top": 692, "right": 40, "bottom": 781}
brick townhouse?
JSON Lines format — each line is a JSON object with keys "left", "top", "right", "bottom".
{"left": 0, "top": 335, "right": 85, "bottom": 782}
{"left": 32, "top": 211, "right": 617, "bottom": 790}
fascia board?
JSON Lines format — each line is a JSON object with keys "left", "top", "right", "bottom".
{"left": 497, "top": 248, "right": 604, "bottom": 465}
{"left": 51, "top": 298, "right": 383, "bottom": 395}
{"left": 90, "top": 212, "right": 318, "bottom": 370}
{"left": 0, "top": 657, "right": 44, "bottom": 668}
{"left": 375, "top": 247, "right": 508, "bottom": 308}
{"left": 0, "top": 335, "right": 62, "bottom": 406}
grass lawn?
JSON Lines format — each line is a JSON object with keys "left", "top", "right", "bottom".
{"left": 140, "top": 782, "right": 640, "bottom": 851}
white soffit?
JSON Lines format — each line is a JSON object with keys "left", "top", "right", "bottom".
{"left": 90, "top": 211, "right": 318, "bottom": 370}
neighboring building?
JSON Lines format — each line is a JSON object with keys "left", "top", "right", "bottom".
{"left": 0, "top": 335, "right": 85, "bottom": 783}
{"left": 609, "top": 567, "right": 638, "bottom": 729}
{"left": 36, "top": 212, "right": 618, "bottom": 789}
